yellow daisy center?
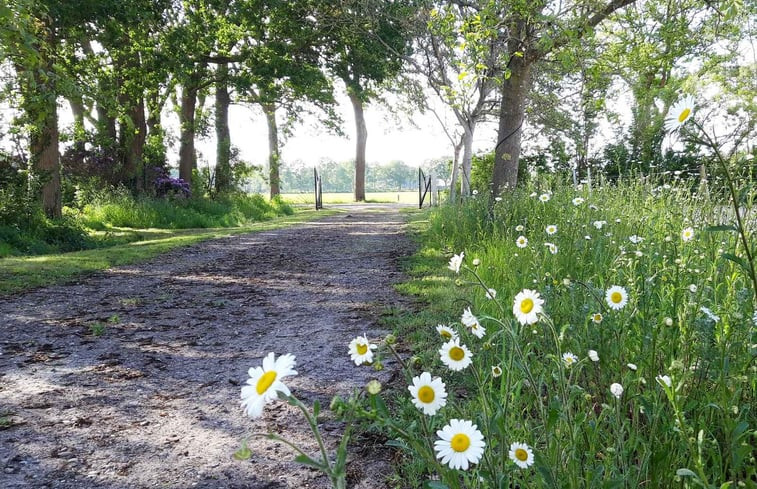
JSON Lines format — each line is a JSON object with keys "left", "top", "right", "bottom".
{"left": 357, "top": 343, "right": 368, "bottom": 355}
{"left": 611, "top": 292, "right": 623, "bottom": 303}
{"left": 450, "top": 433, "right": 470, "bottom": 452}
{"left": 514, "top": 448, "right": 528, "bottom": 461}
{"left": 440, "top": 330, "right": 452, "bottom": 339}
{"left": 449, "top": 346, "right": 465, "bottom": 361}
{"left": 417, "top": 385, "right": 435, "bottom": 403}
{"left": 678, "top": 108, "right": 691, "bottom": 123}
{"left": 256, "top": 371, "right": 277, "bottom": 395}
{"left": 520, "top": 298, "right": 534, "bottom": 314}
{"left": 594, "top": 314, "right": 602, "bottom": 322}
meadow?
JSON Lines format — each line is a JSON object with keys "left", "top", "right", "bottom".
{"left": 356, "top": 176, "right": 757, "bottom": 488}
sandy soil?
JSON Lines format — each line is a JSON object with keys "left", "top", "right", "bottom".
{"left": 0, "top": 207, "right": 415, "bottom": 488}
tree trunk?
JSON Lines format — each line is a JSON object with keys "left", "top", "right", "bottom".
{"left": 179, "top": 81, "right": 198, "bottom": 184}
{"left": 215, "top": 63, "right": 232, "bottom": 194}
{"left": 460, "top": 124, "right": 474, "bottom": 198}
{"left": 448, "top": 136, "right": 463, "bottom": 204}
{"left": 32, "top": 100, "right": 61, "bottom": 219}
{"left": 348, "top": 91, "right": 367, "bottom": 202}
{"left": 68, "top": 96, "right": 86, "bottom": 167}
{"left": 83, "top": 41, "right": 117, "bottom": 145}
{"left": 263, "top": 103, "right": 280, "bottom": 198}
{"left": 492, "top": 56, "right": 533, "bottom": 195}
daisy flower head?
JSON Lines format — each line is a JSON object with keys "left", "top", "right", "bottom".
{"left": 545, "top": 224, "right": 557, "bottom": 235}
{"left": 539, "top": 193, "right": 551, "bottom": 202}
{"left": 627, "top": 363, "right": 638, "bottom": 371}
{"left": 689, "top": 284, "right": 698, "bottom": 293}
{"left": 665, "top": 94, "right": 695, "bottom": 132}
{"left": 408, "top": 372, "right": 447, "bottom": 415}
{"left": 516, "top": 235, "right": 528, "bottom": 248}
{"left": 572, "top": 197, "right": 585, "bottom": 206}
{"left": 545, "top": 242, "right": 558, "bottom": 255}
{"left": 610, "top": 382, "right": 624, "bottom": 399}
{"left": 681, "top": 227, "right": 694, "bottom": 242}
{"left": 461, "top": 307, "right": 485, "bottom": 338}
{"left": 439, "top": 338, "right": 473, "bottom": 371}
{"left": 513, "top": 289, "right": 544, "bottom": 325}
{"left": 434, "top": 419, "right": 486, "bottom": 470}
{"left": 515, "top": 224, "right": 525, "bottom": 232}
{"left": 485, "top": 288, "right": 497, "bottom": 300}
{"left": 349, "top": 335, "right": 377, "bottom": 366}
{"left": 588, "top": 349, "right": 599, "bottom": 362}
{"left": 629, "top": 235, "right": 644, "bottom": 244}
{"left": 593, "top": 220, "right": 606, "bottom": 229}
{"left": 436, "top": 324, "right": 458, "bottom": 341}
{"left": 241, "top": 352, "right": 298, "bottom": 419}
{"left": 656, "top": 374, "right": 672, "bottom": 388}
{"left": 491, "top": 365, "right": 503, "bottom": 378}
{"left": 508, "top": 442, "right": 534, "bottom": 469}
{"left": 448, "top": 251, "right": 464, "bottom": 274}
{"left": 592, "top": 312, "right": 603, "bottom": 324}
{"left": 562, "top": 352, "right": 578, "bottom": 368}
{"left": 605, "top": 285, "right": 629, "bottom": 310}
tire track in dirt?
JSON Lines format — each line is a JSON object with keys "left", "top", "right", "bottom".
{"left": 0, "top": 207, "right": 415, "bottom": 488}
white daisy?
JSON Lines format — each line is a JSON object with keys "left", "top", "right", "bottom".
{"left": 562, "top": 352, "right": 578, "bottom": 368}
{"left": 539, "top": 193, "right": 551, "bottom": 202}
{"left": 629, "top": 235, "right": 644, "bottom": 244}
{"left": 508, "top": 442, "right": 534, "bottom": 469}
{"left": 439, "top": 338, "right": 473, "bottom": 371}
{"left": 448, "top": 252, "right": 464, "bottom": 274}
{"left": 681, "top": 227, "right": 694, "bottom": 242}
{"left": 656, "top": 374, "right": 672, "bottom": 388}
{"left": 408, "top": 372, "right": 447, "bottom": 416}
{"left": 665, "top": 95, "right": 695, "bottom": 131}
{"left": 241, "top": 352, "right": 298, "bottom": 419}
{"left": 572, "top": 197, "right": 584, "bottom": 206}
{"left": 591, "top": 313, "right": 603, "bottom": 324}
{"left": 513, "top": 289, "right": 544, "bottom": 325}
{"left": 545, "top": 224, "right": 557, "bottom": 235}
{"left": 461, "top": 307, "right": 485, "bottom": 338}
{"left": 434, "top": 419, "right": 486, "bottom": 470}
{"left": 610, "top": 382, "right": 624, "bottom": 399}
{"left": 627, "top": 363, "right": 638, "bottom": 371}
{"left": 689, "top": 284, "right": 698, "bottom": 293}
{"left": 588, "top": 350, "right": 599, "bottom": 362}
{"left": 516, "top": 235, "right": 528, "bottom": 248}
{"left": 491, "top": 365, "right": 503, "bottom": 378}
{"left": 485, "top": 288, "right": 497, "bottom": 300}
{"left": 593, "top": 220, "right": 606, "bottom": 229}
{"left": 515, "top": 224, "right": 525, "bottom": 232}
{"left": 544, "top": 242, "right": 558, "bottom": 255}
{"left": 605, "top": 286, "right": 629, "bottom": 310}
{"left": 436, "top": 324, "right": 458, "bottom": 341}
{"left": 348, "top": 335, "right": 377, "bottom": 365}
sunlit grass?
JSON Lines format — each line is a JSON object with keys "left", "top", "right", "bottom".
{"left": 280, "top": 191, "right": 420, "bottom": 205}
{"left": 0, "top": 210, "right": 337, "bottom": 295}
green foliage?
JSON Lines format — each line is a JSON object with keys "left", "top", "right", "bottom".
{"left": 383, "top": 178, "right": 756, "bottom": 487}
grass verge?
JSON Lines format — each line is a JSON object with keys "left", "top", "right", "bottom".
{"left": 0, "top": 209, "right": 337, "bottom": 295}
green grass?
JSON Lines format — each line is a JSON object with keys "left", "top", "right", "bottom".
{"left": 0, "top": 210, "right": 336, "bottom": 295}
{"left": 374, "top": 178, "right": 756, "bottom": 488}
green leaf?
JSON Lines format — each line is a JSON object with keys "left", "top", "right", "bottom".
{"left": 294, "top": 454, "right": 327, "bottom": 470}
{"left": 720, "top": 482, "right": 733, "bottom": 489}
{"left": 721, "top": 252, "right": 748, "bottom": 272}
{"left": 676, "top": 468, "right": 697, "bottom": 477}
{"left": 233, "top": 440, "right": 252, "bottom": 461}
{"left": 313, "top": 399, "right": 320, "bottom": 418}
{"left": 705, "top": 225, "right": 738, "bottom": 232}
{"left": 424, "top": 482, "right": 450, "bottom": 489}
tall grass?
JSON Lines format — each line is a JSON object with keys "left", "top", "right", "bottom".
{"left": 385, "top": 177, "right": 755, "bottom": 488}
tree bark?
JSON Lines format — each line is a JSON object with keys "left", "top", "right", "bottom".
{"left": 68, "top": 95, "right": 86, "bottom": 167}
{"left": 492, "top": 56, "right": 532, "bottom": 195}
{"left": 448, "top": 136, "right": 463, "bottom": 204}
{"left": 348, "top": 91, "right": 367, "bottom": 202}
{"left": 214, "top": 63, "right": 232, "bottom": 194}
{"left": 179, "top": 79, "right": 198, "bottom": 184}
{"left": 32, "top": 99, "right": 61, "bottom": 219}
{"left": 460, "top": 124, "right": 474, "bottom": 197}
{"left": 263, "top": 103, "right": 280, "bottom": 198}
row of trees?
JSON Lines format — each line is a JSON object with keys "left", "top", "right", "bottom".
{"left": 1, "top": 0, "right": 753, "bottom": 218}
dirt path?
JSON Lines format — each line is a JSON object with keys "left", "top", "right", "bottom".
{"left": 0, "top": 207, "right": 415, "bottom": 489}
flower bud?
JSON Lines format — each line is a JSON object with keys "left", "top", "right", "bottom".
{"left": 366, "top": 380, "right": 382, "bottom": 395}
{"left": 384, "top": 334, "right": 397, "bottom": 345}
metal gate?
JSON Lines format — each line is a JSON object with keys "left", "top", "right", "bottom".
{"left": 314, "top": 167, "right": 323, "bottom": 210}
{"left": 419, "top": 168, "right": 431, "bottom": 208}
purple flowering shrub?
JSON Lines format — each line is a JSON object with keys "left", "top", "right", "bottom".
{"left": 154, "top": 167, "right": 190, "bottom": 198}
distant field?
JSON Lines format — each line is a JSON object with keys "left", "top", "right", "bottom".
{"left": 279, "top": 191, "right": 420, "bottom": 205}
